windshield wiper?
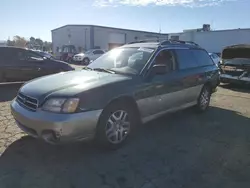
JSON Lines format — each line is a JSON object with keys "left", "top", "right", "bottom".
{"left": 93, "top": 68, "right": 115, "bottom": 74}
{"left": 82, "top": 67, "right": 93, "bottom": 71}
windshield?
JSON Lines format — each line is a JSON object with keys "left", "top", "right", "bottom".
{"left": 39, "top": 51, "right": 51, "bottom": 57}
{"left": 224, "top": 58, "right": 250, "bottom": 65}
{"left": 85, "top": 50, "right": 93, "bottom": 54}
{"left": 88, "top": 47, "right": 154, "bottom": 75}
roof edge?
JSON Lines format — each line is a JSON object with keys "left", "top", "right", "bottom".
{"left": 51, "top": 24, "right": 168, "bottom": 35}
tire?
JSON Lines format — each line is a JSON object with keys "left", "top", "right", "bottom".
{"left": 196, "top": 85, "right": 212, "bottom": 112}
{"left": 68, "top": 58, "right": 73, "bottom": 64}
{"left": 82, "top": 58, "right": 90, "bottom": 65}
{"left": 95, "top": 101, "right": 137, "bottom": 149}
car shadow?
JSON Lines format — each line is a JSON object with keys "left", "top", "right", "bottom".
{"left": 0, "top": 83, "right": 23, "bottom": 102}
{"left": 0, "top": 107, "right": 250, "bottom": 188}
{"left": 220, "top": 83, "right": 250, "bottom": 93}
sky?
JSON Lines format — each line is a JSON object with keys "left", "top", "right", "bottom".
{"left": 0, "top": 0, "right": 249, "bottom": 42}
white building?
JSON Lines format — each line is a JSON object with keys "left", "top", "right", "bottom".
{"left": 51, "top": 25, "right": 168, "bottom": 54}
{"left": 169, "top": 25, "right": 250, "bottom": 53}
{"left": 0, "top": 40, "right": 7, "bottom": 47}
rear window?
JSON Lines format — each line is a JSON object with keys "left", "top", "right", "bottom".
{"left": 175, "top": 49, "right": 198, "bottom": 69}
{"left": 175, "top": 49, "right": 214, "bottom": 70}
{"left": 192, "top": 50, "right": 214, "bottom": 66}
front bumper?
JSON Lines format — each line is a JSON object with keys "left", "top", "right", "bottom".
{"left": 11, "top": 100, "right": 102, "bottom": 144}
{"left": 73, "top": 56, "right": 84, "bottom": 61}
{"left": 220, "top": 74, "right": 250, "bottom": 84}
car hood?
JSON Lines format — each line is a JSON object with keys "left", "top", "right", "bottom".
{"left": 19, "top": 70, "right": 132, "bottom": 101}
{"left": 222, "top": 44, "right": 250, "bottom": 60}
{"left": 48, "top": 59, "right": 74, "bottom": 70}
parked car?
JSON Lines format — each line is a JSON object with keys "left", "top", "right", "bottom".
{"left": 59, "top": 45, "right": 77, "bottom": 63}
{"left": 11, "top": 40, "right": 219, "bottom": 148}
{"left": 0, "top": 47, "right": 74, "bottom": 82}
{"left": 35, "top": 50, "right": 55, "bottom": 59}
{"left": 209, "top": 52, "right": 220, "bottom": 67}
{"left": 220, "top": 44, "right": 250, "bottom": 85}
{"left": 73, "top": 49, "right": 105, "bottom": 65}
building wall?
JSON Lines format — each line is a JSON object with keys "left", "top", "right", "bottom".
{"left": 52, "top": 25, "right": 91, "bottom": 54}
{"left": 93, "top": 26, "right": 168, "bottom": 50}
{"left": 179, "top": 29, "right": 250, "bottom": 53}
{"left": 52, "top": 25, "right": 168, "bottom": 54}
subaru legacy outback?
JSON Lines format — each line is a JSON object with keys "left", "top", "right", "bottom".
{"left": 11, "top": 40, "right": 220, "bottom": 148}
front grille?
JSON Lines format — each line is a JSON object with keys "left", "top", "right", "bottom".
{"left": 16, "top": 93, "right": 38, "bottom": 111}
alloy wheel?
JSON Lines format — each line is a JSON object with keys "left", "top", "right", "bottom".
{"left": 200, "top": 88, "right": 210, "bottom": 109}
{"left": 105, "top": 110, "right": 130, "bottom": 144}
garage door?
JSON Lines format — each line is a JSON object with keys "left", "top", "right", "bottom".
{"left": 109, "top": 33, "right": 125, "bottom": 44}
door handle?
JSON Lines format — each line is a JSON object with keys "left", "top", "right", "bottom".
{"left": 37, "top": 68, "right": 41, "bottom": 71}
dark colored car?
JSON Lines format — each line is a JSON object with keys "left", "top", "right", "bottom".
{"left": 11, "top": 40, "right": 220, "bottom": 148}
{"left": 220, "top": 44, "right": 250, "bottom": 85}
{"left": 0, "top": 47, "right": 74, "bottom": 82}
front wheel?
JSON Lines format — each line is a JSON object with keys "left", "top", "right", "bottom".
{"left": 82, "top": 58, "right": 90, "bottom": 65}
{"left": 96, "top": 102, "right": 137, "bottom": 149}
{"left": 196, "top": 85, "right": 212, "bottom": 112}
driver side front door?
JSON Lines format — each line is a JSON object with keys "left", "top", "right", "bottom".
{"left": 136, "top": 49, "right": 184, "bottom": 120}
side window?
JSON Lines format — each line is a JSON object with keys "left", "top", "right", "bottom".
{"left": 26, "top": 51, "right": 43, "bottom": 59}
{"left": 93, "top": 50, "right": 104, "bottom": 55}
{"left": 17, "top": 50, "right": 26, "bottom": 61}
{"left": 154, "top": 50, "right": 176, "bottom": 72}
{"left": 192, "top": 50, "right": 214, "bottom": 66}
{"left": 17, "top": 50, "right": 43, "bottom": 61}
{"left": 175, "top": 49, "right": 198, "bottom": 70}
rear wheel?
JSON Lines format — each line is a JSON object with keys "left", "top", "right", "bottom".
{"left": 96, "top": 102, "right": 137, "bottom": 149}
{"left": 196, "top": 85, "right": 211, "bottom": 112}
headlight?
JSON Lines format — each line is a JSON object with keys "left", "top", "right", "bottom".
{"left": 42, "top": 98, "right": 79, "bottom": 113}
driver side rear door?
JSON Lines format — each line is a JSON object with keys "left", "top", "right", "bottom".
{"left": 13, "top": 49, "right": 46, "bottom": 81}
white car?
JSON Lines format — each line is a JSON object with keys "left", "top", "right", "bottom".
{"left": 209, "top": 53, "right": 221, "bottom": 67}
{"left": 73, "top": 49, "right": 105, "bottom": 65}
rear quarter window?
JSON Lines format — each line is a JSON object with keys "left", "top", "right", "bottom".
{"left": 192, "top": 50, "right": 214, "bottom": 66}
{"left": 175, "top": 49, "right": 198, "bottom": 70}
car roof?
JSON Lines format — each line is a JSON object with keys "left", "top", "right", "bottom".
{"left": 0, "top": 46, "right": 27, "bottom": 50}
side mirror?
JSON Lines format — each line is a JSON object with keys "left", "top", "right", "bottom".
{"left": 151, "top": 64, "right": 167, "bottom": 75}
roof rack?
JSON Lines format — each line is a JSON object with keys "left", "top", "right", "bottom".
{"left": 161, "top": 40, "right": 200, "bottom": 46}
{"left": 127, "top": 38, "right": 168, "bottom": 44}
{"left": 127, "top": 39, "right": 200, "bottom": 47}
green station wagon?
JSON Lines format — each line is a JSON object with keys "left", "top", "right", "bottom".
{"left": 11, "top": 40, "right": 220, "bottom": 148}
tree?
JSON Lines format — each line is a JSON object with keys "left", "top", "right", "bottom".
{"left": 30, "top": 37, "right": 35, "bottom": 44}
{"left": 35, "top": 38, "right": 43, "bottom": 48}
{"left": 13, "top": 35, "right": 27, "bottom": 47}
{"left": 7, "top": 39, "right": 15, "bottom": 46}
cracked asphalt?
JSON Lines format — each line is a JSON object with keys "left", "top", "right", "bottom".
{"left": 0, "top": 83, "right": 249, "bottom": 188}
